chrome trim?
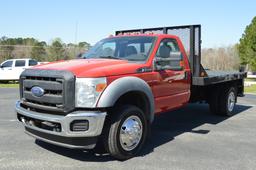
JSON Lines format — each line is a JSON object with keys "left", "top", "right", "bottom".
{"left": 119, "top": 115, "right": 143, "bottom": 151}
{"left": 15, "top": 101, "right": 106, "bottom": 137}
{"left": 228, "top": 91, "right": 236, "bottom": 112}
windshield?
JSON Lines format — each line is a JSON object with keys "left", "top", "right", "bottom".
{"left": 82, "top": 36, "right": 156, "bottom": 62}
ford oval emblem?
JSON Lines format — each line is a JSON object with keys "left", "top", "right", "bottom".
{"left": 31, "top": 86, "right": 45, "bottom": 97}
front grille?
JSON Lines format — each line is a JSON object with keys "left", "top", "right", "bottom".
{"left": 20, "top": 69, "right": 75, "bottom": 114}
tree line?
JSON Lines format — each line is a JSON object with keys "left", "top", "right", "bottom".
{"left": 0, "top": 37, "right": 90, "bottom": 63}
{"left": 202, "top": 45, "right": 240, "bottom": 71}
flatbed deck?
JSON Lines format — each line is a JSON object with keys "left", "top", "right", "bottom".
{"left": 192, "top": 70, "right": 246, "bottom": 86}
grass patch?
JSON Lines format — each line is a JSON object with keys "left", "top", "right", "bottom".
{"left": 245, "top": 78, "right": 256, "bottom": 82}
{"left": 0, "top": 83, "right": 19, "bottom": 88}
{"left": 245, "top": 84, "right": 256, "bottom": 94}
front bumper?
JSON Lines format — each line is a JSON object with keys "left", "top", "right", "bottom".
{"left": 15, "top": 101, "right": 106, "bottom": 149}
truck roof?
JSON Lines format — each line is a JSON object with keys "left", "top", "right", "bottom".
{"left": 113, "top": 33, "right": 180, "bottom": 39}
{"left": 2, "top": 58, "right": 32, "bottom": 62}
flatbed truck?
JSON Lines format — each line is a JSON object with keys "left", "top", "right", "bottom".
{"left": 15, "top": 25, "right": 246, "bottom": 160}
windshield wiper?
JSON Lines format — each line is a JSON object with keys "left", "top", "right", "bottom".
{"left": 98, "top": 56, "right": 124, "bottom": 60}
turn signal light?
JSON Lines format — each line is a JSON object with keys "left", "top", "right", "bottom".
{"left": 180, "top": 61, "right": 185, "bottom": 67}
{"left": 96, "top": 83, "right": 107, "bottom": 92}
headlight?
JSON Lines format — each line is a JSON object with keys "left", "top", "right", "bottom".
{"left": 75, "top": 77, "right": 107, "bottom": 108}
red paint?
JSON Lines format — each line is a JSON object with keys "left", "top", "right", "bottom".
{"left": 34, "top": 34, "right": 191, "bottom": 114}
{"left": 34, "top": 59, "right": 145, "bottom": 78}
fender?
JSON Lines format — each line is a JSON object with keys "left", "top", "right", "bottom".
{"left": 97, "top": 76, "right": 155, "bottom": 123}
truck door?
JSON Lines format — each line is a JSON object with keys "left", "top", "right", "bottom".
{"left": 12, "top": 59, "right": 27, "bottom": 80}
{"left": 0, "top": 60, "right": 14, "bottom": 80}
{"left": 153, "top": 38, "right": 190, "bottom": 112}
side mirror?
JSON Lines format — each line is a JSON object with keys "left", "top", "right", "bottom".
{"left": 155, "top": 52, "right": 183, "bottom": 71}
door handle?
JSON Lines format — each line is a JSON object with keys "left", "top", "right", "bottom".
{"left": 8, "top": 69, "right": 12, "bottom": 70}
{"left": 184, "top": 71, "right": 187, "bottom": 79}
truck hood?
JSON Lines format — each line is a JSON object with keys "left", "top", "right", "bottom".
{"left": 33, "top": 59, "right": 144, "bottom": 77}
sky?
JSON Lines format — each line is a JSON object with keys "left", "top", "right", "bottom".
{"left": 0, "top": 0, "right": 255, "bottom": 48}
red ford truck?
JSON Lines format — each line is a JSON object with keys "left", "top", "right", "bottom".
{"left": 15, "top": 25, "right": 246, "bottom": 160}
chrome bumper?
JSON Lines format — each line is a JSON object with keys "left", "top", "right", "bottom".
{"left": 15, "top": 101, "right": 106, "bottom": 149}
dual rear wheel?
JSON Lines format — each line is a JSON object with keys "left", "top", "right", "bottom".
{"left": 209, "top": 86, "right": 237, "bottom": 116}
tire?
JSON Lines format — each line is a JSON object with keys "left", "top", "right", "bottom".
{"left": 104, "top": 105, "right": 148, "bottom": 160}
{"left": 209, "top": 86, "right": 236, "bottom": 116}
{"left": 219, "top": 87, "right": 237, "bottom": 116}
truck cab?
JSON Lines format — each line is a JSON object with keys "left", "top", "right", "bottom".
{"left": 15, "top": 25, "right": 246, "bottom": 160}
{"left": 81, "top": 33, "right": 191, "bottom": 113}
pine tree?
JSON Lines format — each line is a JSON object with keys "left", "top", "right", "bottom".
{"left": 238, "top": 16, "right": 256, "bottom": 71}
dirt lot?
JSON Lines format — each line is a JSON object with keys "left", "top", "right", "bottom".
{"left": 0, "top": 88, "right": 256, "bottom": 170}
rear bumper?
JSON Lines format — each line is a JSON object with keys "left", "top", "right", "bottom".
{"left": 15, "top": 101, "right": 106, "bottom": 149}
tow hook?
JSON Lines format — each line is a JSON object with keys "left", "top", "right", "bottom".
{"left": 20, "top": 117, "right": 61, "bottom": 132}
{"left": 21, "top": 117, "right": 35, "bottom": 126}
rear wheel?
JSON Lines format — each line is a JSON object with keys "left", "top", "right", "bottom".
{"left": 209, "top": 86, "right": 237, "bottom": 116}
{"left": 104, "top": 105, "right": 148, "bottom": 160}
{"left": 219, "top": 87, "right": 237, "bottom": 116}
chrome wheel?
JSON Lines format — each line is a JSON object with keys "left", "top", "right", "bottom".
{"left": 228, "top": 91, "right": 235, "bottom": 112}
{"left": 119, "top": 115, "right": 143, "bottom": 151}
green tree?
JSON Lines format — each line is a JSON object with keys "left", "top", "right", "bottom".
{"left": 78, "top": 41, "right": 90, "bottom": 50}
{"left": 49, "top": 38, "right": 65, "bottom": 61}
{"left": 31, "top": 42, "right": 47, "bottom": 61}
{"left": 238, "top": 16, "right": 256, "bottom": 71}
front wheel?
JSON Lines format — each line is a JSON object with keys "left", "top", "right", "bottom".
{"left": 104, "top": 105, "right": 148, "bottom": 160}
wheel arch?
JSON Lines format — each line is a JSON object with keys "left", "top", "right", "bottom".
{"left": 97, "top": 76, "right": 155, "bottom": 123}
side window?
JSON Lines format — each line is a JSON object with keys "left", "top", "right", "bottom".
{"left": 15, "top": 60, "right": 26, "bottom": 67}
{"left": 29, "top": 60, "right": 38, "bottom": 66}
{"left": 1, "top": 61, "right": 13, "bottom": 68}
{"left": 157, "top": 39, "right": 181, "bottom": 57}
{"left": 156, "top": 39, "right": 183, "bottom": 70}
